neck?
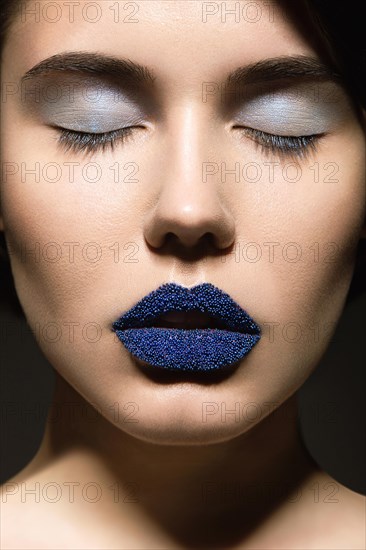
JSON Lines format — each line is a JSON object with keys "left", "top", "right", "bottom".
{"left": 36, "top": 374, "right": 319, "bottom": 546}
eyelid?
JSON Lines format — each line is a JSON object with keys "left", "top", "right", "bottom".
{"left": 55, "top": 126, "right": 138, "bottom": 154}
{"left": 231, "top": 86, "right": 346, "bottom": 136}
{"left": 24, "top": 76, "right": 141, "bottom": 107}
{"left": 24, "top": 78, "right": 149, "bottom": 131}
{"left": 49, "top": 120, "right": 143, "bottom": 133}
{"left": 233, "top": 105, "right": 329, "bottom": 135}
{"left": 43, "top": 108, "right": 148, "bottom": 133}
{"left": 235, "top": 126, "right": 324, "bottom": 160}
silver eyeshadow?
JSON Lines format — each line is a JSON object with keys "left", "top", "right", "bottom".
{"left": 25, "top": 80, "right": 146, "bottom": 133}
{"left": 233, "top": 84, "right": 351, "bottom": 136}
{"left": 26, "top": 79, "right": 351, "bottom": 136}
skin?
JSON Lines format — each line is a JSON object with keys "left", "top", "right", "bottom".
{"left": 0, "top": 1, "right": 365, "bottom": 548}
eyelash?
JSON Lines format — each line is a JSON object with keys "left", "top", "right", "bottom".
{"left": 239, "top": 127, "right": 323, "bottom": 159}
{"left": 56, "top": 127, "right": 136, "bottom": 154}
{"left": 55, "top": 125, "right": 323, "bottom": 158}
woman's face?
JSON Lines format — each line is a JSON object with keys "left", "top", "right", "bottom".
{"left": 1, "top": 0, "right": 365, "bottom": 444}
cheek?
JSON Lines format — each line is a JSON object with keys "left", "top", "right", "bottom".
{"left": 1, "top": 170, "right": 136, "bottom": 326}
{"left": 0, "top": 102, "right": 145, "bottom": 326}
{"left": 237, "top": 128, "right": 365, "bottom": 364}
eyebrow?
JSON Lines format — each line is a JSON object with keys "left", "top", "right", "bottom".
{"left": 21, "top": 52, "right": 340, "bottom": 90}
{"left": 21, "top": 52, "right": 156, "bottom": 85}
{"left": 226, "top": 56, "right": 341, "bottom": 87}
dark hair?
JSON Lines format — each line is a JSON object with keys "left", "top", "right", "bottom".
{"left": 0, "top": 0, "right": 365, "bottom": 314}
{"left": 304, "top": 0, "right": 365, "bottom": 109}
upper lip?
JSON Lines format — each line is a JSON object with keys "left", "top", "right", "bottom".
{"left": 112, "top": 282, "right": 261, "bottom": 335}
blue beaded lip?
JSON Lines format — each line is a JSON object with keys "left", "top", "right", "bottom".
{"left": 112, "top": 282, "right": 261, "bottom": 372}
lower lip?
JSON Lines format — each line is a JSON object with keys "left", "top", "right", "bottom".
{"left": 114, "top": 327, "right": 260, "bottom": 372}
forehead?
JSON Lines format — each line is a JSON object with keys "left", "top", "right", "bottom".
{"left": 3, "top": 0, "right": 319, "bottom": 83}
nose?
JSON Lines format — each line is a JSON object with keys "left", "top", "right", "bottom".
{"left": 143, "top": 107, "right": 236, "bottom": 252}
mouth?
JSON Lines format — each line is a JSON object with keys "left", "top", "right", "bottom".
{"left": 112, "top": 282, "right": 261, "bottom": 372}
{"left": 152, "top": 309, "right": 229, "bottom": 330}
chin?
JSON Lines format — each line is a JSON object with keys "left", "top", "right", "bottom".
{"left": 112, "top": 411, "right": 253, "bottom": 446}
{"left": 102, "top": 384, "right": 261, "bottom": 446}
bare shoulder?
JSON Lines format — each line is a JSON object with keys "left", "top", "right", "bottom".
{"left": 333, "top": 478, "right": 366, "bottom": 548}
{"left": 0, "top": 462, "right": 78, "bottom": 550}
{"left": 0, "top": 467, "right": 50, "bottom": 549}
{"left": 241, "top": 469, "right": 366, "bottom": 550}
{"left": 300, "top": 470, "right": 366, "bottom": 549}
{"left": 0, "top": 457, "right": 138, "bottom": 550}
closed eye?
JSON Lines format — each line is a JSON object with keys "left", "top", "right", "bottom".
{"left": 55, "top": 126, "right": 142, "bottom": 154}
{"left": 55, "top": 125, "right": 324, "bottom": 158}
{"left": 235, "top": 127, "right": 325, "bottom": 159}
